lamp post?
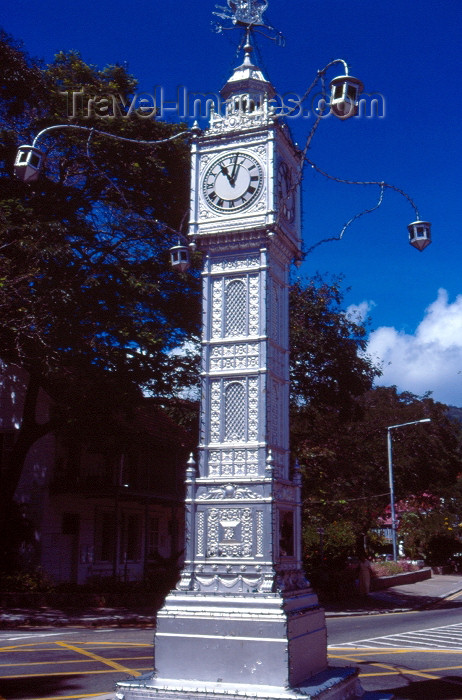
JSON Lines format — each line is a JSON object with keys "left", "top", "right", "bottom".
{"left": 387, "top": 418, "right": 431, "bottom": 561}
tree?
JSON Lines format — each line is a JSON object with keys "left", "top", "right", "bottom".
{"left": 290, "top": 275, "right": 379, "bottom": 418}
{"left": 398, "top": 493, "right": 462, "bottom": 564}
{"left": 289, "top": 274, "right": 381, "bottom": 530}
{"left": 288, "top": 277, "right": 462, "bottom": 572}
{"left": 0, "top": 33, "right": 201, "bottom": 533}
{"left": 297, "top": 385, "right": 462, "bottom": 567}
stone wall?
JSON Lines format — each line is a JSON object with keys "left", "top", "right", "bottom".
{"left": 372, "top": 567, "right": 432, "bottom": 591}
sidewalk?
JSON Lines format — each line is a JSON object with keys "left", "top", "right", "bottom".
{"left": 323, "top": 573, "right": 462, "bottom": 616}
{"left": 1, "top": 574, "right": 462, "bottom": 628}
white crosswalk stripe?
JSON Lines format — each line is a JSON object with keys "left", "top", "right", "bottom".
{"left": 330, "top": 622, "right": 462, "bottom": 650}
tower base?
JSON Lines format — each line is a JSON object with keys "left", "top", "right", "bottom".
{"left": 116, "top": 589, "right": 369, "bottom": 700}
{"left": 149, "top": 589, "right": 327, "bottom": 687}
{"left": 115, "top": 666, "right": 363, "bottom": 700}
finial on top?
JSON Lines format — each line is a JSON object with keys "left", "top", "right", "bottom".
{"left": 213, "top": 0, "right": 284, "bottom": 45}
{"left": 214, "top": 0, "right": 268, "bottom": 27}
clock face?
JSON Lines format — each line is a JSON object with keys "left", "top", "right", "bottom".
{"left": 202, "top": 152, "right": 264, "bottom": 213}
{"left": 277, "top": 161, "right": 295, "bottom": 223}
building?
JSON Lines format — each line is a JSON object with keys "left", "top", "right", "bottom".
{"left": 0, "top": 362, "right": 191, "bottom": 585}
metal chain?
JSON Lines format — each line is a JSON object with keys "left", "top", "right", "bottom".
{"left": 304, "top": 183, "right": 386, "bottom": 256}
{"left": 305, "top": 157, "right": 420, "bottom": 219}
{"left": 32, "top": 123, "right": 189, "bottom": 149}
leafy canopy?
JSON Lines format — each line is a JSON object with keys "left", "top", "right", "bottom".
{"left": 0, "top": 32, "right": 200, "bottom": 510}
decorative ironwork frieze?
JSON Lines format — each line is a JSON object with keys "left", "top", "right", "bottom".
{"left": 208, "top": 447, "right": 259, "bottom": 477}
{"left": 210, "top": 342, "right": 259, "bottom": 371}
{"left": 207, "top": 507, "right": 253, "bottom": 558}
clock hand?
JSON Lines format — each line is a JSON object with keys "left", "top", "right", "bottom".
{"left": 230, "top": 154, "right": 239, "bottom": 185}
{"left": 220, "top": 164, "right": 232, "bottom": 183}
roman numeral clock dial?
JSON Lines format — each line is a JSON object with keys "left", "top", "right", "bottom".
{"left": 202, "top": 152, "right": 264, "bottom": 213}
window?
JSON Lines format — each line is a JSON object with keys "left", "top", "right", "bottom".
{"left": 148, "top": 516, "right": 160, "bottom": 557}
{"left": 62, "top": 513, "right": 80, "bottom": 536}
{"left": 120, "top": 512, "right": 141, "bottom": 562}
{"left": 94, "top": 511, "right": 116, "bottom": 562}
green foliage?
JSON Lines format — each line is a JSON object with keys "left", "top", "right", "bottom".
{"left": 371, "top": 560, "right": 418, "bottom": 576}
{"left": 0, "top": 34, "right": 199, "bottom": 380}
{"left": 290, "top": 277, "right": 462, "bottom": 577}
{"left": 303, "top": 520, "right": 358, "bottom": 600}
{"left": 290, "top": 275, "right": 379, "bottom": 417}
{"left": 0, "top": 568, "right": 54, "bottom": 593}
{"left": 0, "top": 567, "right": 179, "bottom": 610}
{"left": 0, "top": 33, "right": 201, "bottom": 519}
{"left": 303, "top": 519, "right": 357, "bottom": 569}
{"left": 296, "top": 385, "right": 462, "bottom": 538}
{"left": 400, "top": 505, "right": 462, "bottom": 564}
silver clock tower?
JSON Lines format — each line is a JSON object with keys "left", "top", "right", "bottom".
{"left": 117, "top": 12, "right": 363, "bottom": 700}
{"left": 181, "top": 38, "right": 306, "bottom": 601}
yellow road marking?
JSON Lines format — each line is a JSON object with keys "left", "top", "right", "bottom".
{"left": 327, "top": 651, "right": 462, "bottom": 681}
{"left": 56, "top": 641, "right": 142, "bottom": 677}
{"left": 3, "top": 666, "right": 151, "bottom": 679}
{"left": 35, "top": 695, "right": 117, "bottom": 700}
{"left": 329, "top": 654, "right": 368, "bottom": 663}
{"left": 0, "top": 641, "right": 150, "bottom": 652}
{"left": 443, "top": 589, "right": 462, "bottom": 602}
{"left": 421, "top": 664, "right": 462, "bottom": 673}
{"left": 36, "top": 695, "right": 115, "bottom": 700}
{"left": 0, "top": 655, "right": 151, "bottom": 668}
{"left": 360, "top": 661, "right": 439, "bottom": 680}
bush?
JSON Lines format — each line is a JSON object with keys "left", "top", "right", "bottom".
{"left": 425, "top": 534, "right": 461, "bottom": 566}
{"left": 0, "top": 568, "right": 54, "bottom": 593}
{"left": 371, "top": 560, "right": 418, "bottom": 577}
{"left": 0, "top": 559, "right": 181, "bottom": 610}
{"left": 303, "top": 520, "right": 358, "bottom": 601}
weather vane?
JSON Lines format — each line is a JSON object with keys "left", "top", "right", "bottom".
{"left": 213, "top": 0, "right": 284, "bottom": 45}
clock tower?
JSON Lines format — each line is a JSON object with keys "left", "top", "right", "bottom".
{"left": 118, "top": 28, "right": 362, "bottom": 700}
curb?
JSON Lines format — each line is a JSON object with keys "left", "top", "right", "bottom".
{"left": 324, "top": 583, "right": 462, "bottom": 617}
{"left": 2, "top": 583, "right": 462, "bottom": 627}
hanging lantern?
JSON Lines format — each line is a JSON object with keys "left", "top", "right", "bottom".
{"left": 408, "top": 221, "right": 431, "bottom": 251}
{"left": 329, "top": 75, "right": 364, "bottom": 119}
{"left": 169, "top": 243, "right": 190, "bottom": 272}
{"left": 14, "top": 145, "right": 44, "bottom": 182}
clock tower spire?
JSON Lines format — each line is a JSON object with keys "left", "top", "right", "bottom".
{"left": 220, "top": 31, "right": 275, "bottom": 102}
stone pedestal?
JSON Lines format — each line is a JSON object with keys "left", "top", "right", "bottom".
{"left": 116, "top": 668, "right": 362, "bottom": 700}
{"left": 116, "top": 589, "right": 363, "bottom": 700}
{"left": 155, "top": 590, "right": 326, "bottom": 686}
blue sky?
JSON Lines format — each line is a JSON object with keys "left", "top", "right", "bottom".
{"left": 4, "top": 0, "right": 462, "bottom": 405}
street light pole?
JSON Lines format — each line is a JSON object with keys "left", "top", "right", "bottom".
{"left": 387, "top": 418, "right": 431, "bottom": 561}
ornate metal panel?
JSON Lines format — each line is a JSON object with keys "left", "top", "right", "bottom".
{"left": 224, "top": 381, "right": 246, "bottom": 440}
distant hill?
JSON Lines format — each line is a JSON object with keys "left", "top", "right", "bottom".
{"left": 447, "top": 406, "right": 462, "bottom": 424}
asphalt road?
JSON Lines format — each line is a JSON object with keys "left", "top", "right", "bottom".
{"left": 327, "top": 594, "right": 462, "bottom": 698}
{"left": 0, "top": 628, "right": 153, "bottom": 699}
{"left": 1, "top": 598, "right": 462, "bottom": 700}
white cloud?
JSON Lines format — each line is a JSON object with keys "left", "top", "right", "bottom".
{"left": 345, "top": 300, "right": 376, "bottom": 323}
{"left": 366, "top": 289, "right": 462, "bottom": 406}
